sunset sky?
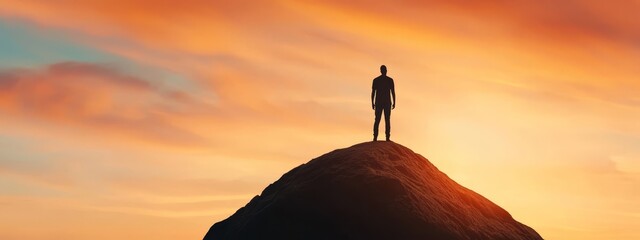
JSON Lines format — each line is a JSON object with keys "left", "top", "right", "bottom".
{"left": 0, "top": 1, "right": 639, "bottom": 239}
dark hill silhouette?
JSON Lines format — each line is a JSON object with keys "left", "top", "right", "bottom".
{"left": 203, "top": 142, "right": 543, "bottom": 240}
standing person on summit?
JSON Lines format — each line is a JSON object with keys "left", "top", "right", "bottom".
{"left": 371, "top": 65, "right": 395, "bottom": 141}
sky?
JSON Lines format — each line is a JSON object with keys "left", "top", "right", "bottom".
{"left": 0, "top": 0, "right": 638, "bottom": 239}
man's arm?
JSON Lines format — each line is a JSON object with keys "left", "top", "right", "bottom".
{"left": 371, "top": 89, "right": 376, "bottom": 110}
{"left": 371, "top": 79, "right": 376, "bottom": 110}
{"left": 391, "top": 78, "right": 396, "bottom": 109}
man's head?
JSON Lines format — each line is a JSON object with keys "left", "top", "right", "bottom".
{"left": 380, "top": 65, "right": 387, "bottom": 75}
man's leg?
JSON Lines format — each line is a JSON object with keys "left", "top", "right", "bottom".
{"left": 384, "top": 105, "right": 391, "bottom": 141}
{"left": 373, "top": 105, "right": 383, "bottom": 141}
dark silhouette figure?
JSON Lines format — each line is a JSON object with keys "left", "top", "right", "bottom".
{"left": 371, "top": 65, "right": 395, "bottom": 141}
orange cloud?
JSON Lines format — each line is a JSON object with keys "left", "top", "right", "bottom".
{"left": 4, "top": 0, "right": 636, "bottom": 117}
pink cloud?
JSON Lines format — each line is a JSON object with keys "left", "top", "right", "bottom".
{"left": 0, "top": 62, "right": 207, "bottom": 147}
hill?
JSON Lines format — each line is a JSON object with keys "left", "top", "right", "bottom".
{"left": 204, "top": 141, "right": 543, "bottom": 240}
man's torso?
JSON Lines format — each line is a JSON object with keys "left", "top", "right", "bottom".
{"left": 373, "top": 75, "right": 393, "bottom": 105}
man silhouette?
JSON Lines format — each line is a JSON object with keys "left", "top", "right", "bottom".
{"left": 371, "top": 65, "right": 395, "bottom": 141}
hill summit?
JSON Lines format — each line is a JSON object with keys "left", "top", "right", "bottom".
{"left": 204, "top": 141, "right": 543, "bottom": 240}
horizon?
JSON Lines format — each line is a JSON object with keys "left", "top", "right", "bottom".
{"left": 1, "top": 1, "right": 639, "bottom": 239}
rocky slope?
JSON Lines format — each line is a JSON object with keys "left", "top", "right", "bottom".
{"left": 204, "top": 141, "right": 543, "bottom": 240}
